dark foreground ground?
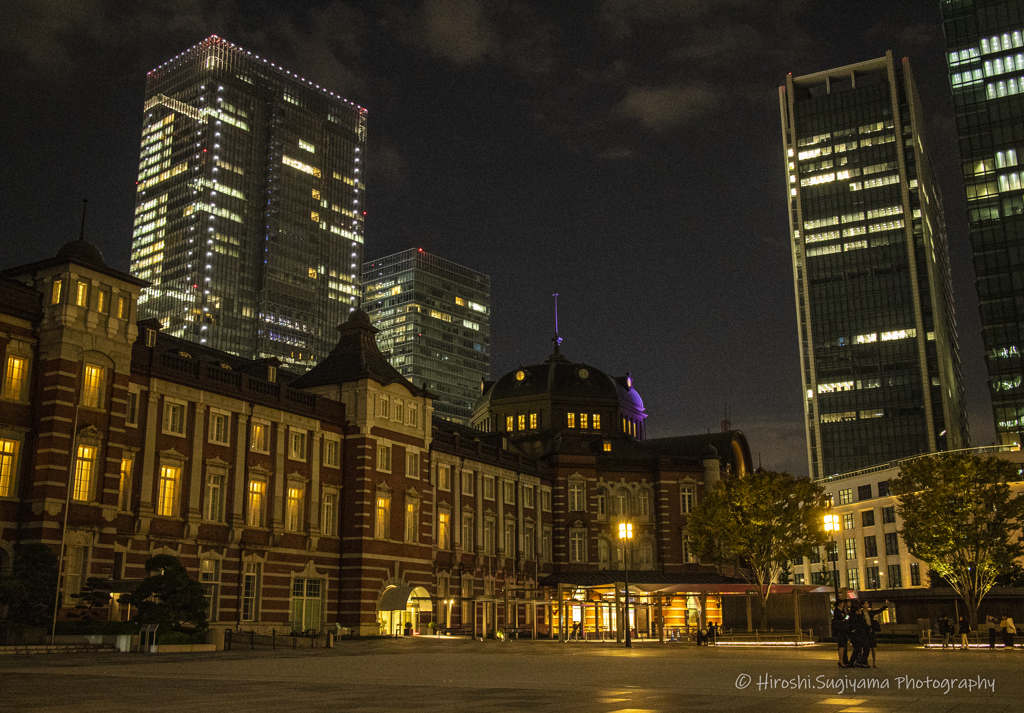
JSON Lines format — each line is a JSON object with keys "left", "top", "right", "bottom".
{"left": 3, "top": 637, "right": 1023, "bottom": 712}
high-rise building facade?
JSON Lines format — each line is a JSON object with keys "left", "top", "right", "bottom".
{"left": 779, "top": 52, "right": 970, "bottom": 479}
{"left": 362, "top": 249, "right": 490, "bottom": 425}
{"left": 941, "top": 1, "right": 1024, "bottom": 447}
{"left": 130, "top": 36, "right": 366, "bottom": 369}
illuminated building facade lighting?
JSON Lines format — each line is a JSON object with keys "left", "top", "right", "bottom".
{"left": 130, "top": 36, "right": 367, "bottom": 368}
{"left": 780, "top": 52, "right": 970, "bottom": 479}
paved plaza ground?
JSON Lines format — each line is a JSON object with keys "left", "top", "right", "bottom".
{"left": 3, "top": 637, "right": 1024, "bottom": 712}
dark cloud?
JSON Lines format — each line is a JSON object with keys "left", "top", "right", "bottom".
{"left": 614, "top": 83, "right": 719, "bottom": 131}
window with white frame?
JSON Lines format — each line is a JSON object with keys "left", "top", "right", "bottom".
{"left": 542, "top": 527, "right": 552, "bottom": 561}
{"left": 379, "top": 395, "right": 390, "bottom": 419}
{"left": 286, "top": 484, "right": 304, "bottom": 531}
{"left": 503, "top": 481, "right": 515, "bottom": 504}
{"left": 200, "top": 558, "right": 219, "bottom": 622}
{"left": 0, "top": 437, "right": 21, "bottom": 498}
{"left": 598, "top": 539, "right": 609, "bottom": 569}
{"left": 523, "top": 484, "right": 534, "bottom": 508}
{"left": 524, "top": 523, "right": 535, "bottom": 559}
{"left": 289, "top": 429, "right": 307, "bottom": 461}
{"left": 242, "top": 562, "right": 260, "bottom": 621}
{"left": 638, "top": 489, "right": 650, "bottom": 520}
{"left": 408, "top": 405, "right": 418, "bottom": 427}
{"left": 125, "top": 391, "right": 139, "bottom": 427}
{"left": 157, "top": 465, "right": 180, "bottom": 517}
{"left": 63, "top": 545, "right": 88, "bottom": 605}
{"left": 118, "top": 455, "right": 133, "bottom": 511}
{"left": 377, "top": 444, "right": 392, "bottom": 472}
{"left": 406, "top": 451, "right": 418, "bottom": 479}
{"left": 393, "top": 400, "right": 404, "bottom": 423}
{"left": 484, "top": 517, "right": 495, "bottom": 554}
{"left": 163, "top": 399, "right": 186, "bottom": 436}
{"left": 541, "top": 489, "right": 551, "bottom": 512}
{"left": 681, "top": 486, "right": 694, "bottom": 514}
{"left": 323, "top": 438, "right": 340, "bottom": 467}
{"left": 375, "top": 488, "right": 391, "bottom": 539}
{"left": 247, "top": 479, "right": 267, "bottom": 527}
{"left": 483, "top": 475, "right": 495, "bottom": 500}
{"left": 405, "top": 495, "right": 419, "bottom": 543}
{"left": 569, "top": 482, "right": 584, "bottom": 511}
{"left": 204, "top": 469, "right": 224, "bottom": 522}
{"left": 638, "top": 541, "right": 653, "bottom": 570}
{"left": 461, "top": 471, "right": 474, "bottom": 495}
{"left": 504, "top": 521, "right": 515, "bottom": 557}
{"left": 613, "top": 488, "right": 628, "bottom": 516}
{"left": 462, "top": 513, "right": 475, "bottom": 551}
{"left": 72, "top": 444, "right": 97, "bottom": 502}
{"left": 438, "top": 463, "right": 451, "bottom": 491}
{"left": 250, "top": 421, "right": 270, "bottom": 453}
{"left": 569, "top": 530, "right": 585, "bottom": 563}
{"left": 209, "top": 411, "right": 230, "bottom": 445}
{"left": 682, "top": 532, "right": 695, "bottom": 563}
{"left": 321, "top": 490, "right": 338, "bottom": 536}
{"left": 81, "top": 364, "right": 104, "bottom": 408}
{"left": 291, "top": 579, "right": 322, "bottom": 632}
{"left": 438, "top": 510, "right": 451, "bottom": 549}
{"left": 2, "top": 354, "right": 29, "bottom": 401}
{"left": 596, "top": 488, "right": 607, "bottom": 517}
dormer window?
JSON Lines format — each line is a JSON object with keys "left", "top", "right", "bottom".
{"left": 267, "top": 365, "right": 276, "bottom": 383}
{"left": 145, "top": 330, "right": 157, "bottom": 347}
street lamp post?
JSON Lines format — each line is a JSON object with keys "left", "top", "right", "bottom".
{"left": 619, "top": 521, "right": 633, "bottom": 649}
{"left": 823, "top": 514, "right": 841, "bottom": 601}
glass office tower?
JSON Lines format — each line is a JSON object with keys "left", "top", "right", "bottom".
{"left": 363, "top": 249, "right": 490, "bottom": 425}
{"left": 780, "top": 52, "right": 970, "bottom": 479}
{"left": 131, "top": 36, "right": 366, "bottom": 369}
{"left": 941, "top": 0, "right": 1024, "bottom": 447}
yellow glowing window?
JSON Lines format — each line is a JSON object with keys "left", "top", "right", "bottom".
{"left": 517, "top": 414, "right": 525, "bottom": 430}
{"left": 311, "top": 211, "right": 320, "bottom": 222}
{"left": 97, "top": 290, "right": 110, "bottom": 314}
{"left": 73, "top": 445, "right": 96, "bottom": 502}
{"left": 567, "top": 413, "right": 575, "bottom": 428}
{"left": 580, "top": 413, "right": 589, "bottom": 429}
{"left": 51, "top": 280, "right": 63, "bottom": 305}
{"left": 157, "top": 465, "right": 179, "bottom": 516}
{"left": 76, "top": 281, "right": 89, "bottom": 307}
{"left": 0, "top": 438, "right": 18, "bottom": 497}
{"left": 529, "top": 413, "right": 538, "bottom": 429}
{"left": 592, "top": 414, "right": 601, "bottom": 429}
{"left": 81, "top": 364, "right": 102, "bottom": 408}
{"left": 505, "top": 416, "right": 513, "bottom": 431}
{"left": 603, "top": 442, "right": 612, "bottom": 452}
{"left": 308, "top": 268, "right": 317, "bottom": 279}
{"left": 3, "top": 356, "right": 27, "bottom": 400}
{"left": 286, "top": 486, "right": 303, "bottom": 531}
{"left": 117, "top": 296, "right": 128, "bottom": 319}
{"left": 118, "top": 456, "right": 132, "bottom": 510}
{"left": 455, "top": 297, "right": 465, "bottom": 306}
{"left": 312, "top": 189, "right": 321, "bottom": 200}
{"left": 247, "top": 480, "right": 266, "bottom": 526}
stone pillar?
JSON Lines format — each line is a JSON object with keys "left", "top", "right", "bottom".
{"left": 139, "top": 392, "right": 160, "bottom": 513}
{"left": 232, "top": 413, "right": 248, "bottom": 528}
{"left": 187, "top": 404, "right": 206, "bottom": 522}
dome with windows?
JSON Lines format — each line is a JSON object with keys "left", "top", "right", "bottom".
{"left": 472, "top": 343, "right": 646, "bottom": 441}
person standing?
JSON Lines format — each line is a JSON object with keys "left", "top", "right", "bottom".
{"left": 939, "top": 616, "right": 952, "bottom": 649}
{"left": 987, "top": 616, "right": 998, "bottom": 650}
{"left": 1003, "top": 614, "right": 1016, "bottom": 649}
{"left": 862, "top": 600, "right": 888, "bottom": 667}
{"left": 707, "top": 621, "right": 718, "bottom": 646}
{"left": 832, "top": 601, "right": 849, "bottom": 668}
{"left": 959, "top": 615, "right": 971, "bottom": 650}
{"left": 848, "top": 602, "right": 871, "bottom": 668}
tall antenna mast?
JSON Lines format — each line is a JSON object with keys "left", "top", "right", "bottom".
{"left": 551, "top": 293, "right": 563, "bottom": 353}
{"left": 78, "top": 199, "right": 89, "bottom": 241}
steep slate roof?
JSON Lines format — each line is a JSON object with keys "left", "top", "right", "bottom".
{"left": 641, "top": 431, "right": 754, "bottom": 473}
{"left": 291, "top": 309, "right": 430, "bottom": 395}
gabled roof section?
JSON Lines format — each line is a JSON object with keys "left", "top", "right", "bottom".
{"left": 642, "top": 430, "right": 753, "bottom": 475}
{"left": 291, "top": 309, "right": 430, "bottom": 395}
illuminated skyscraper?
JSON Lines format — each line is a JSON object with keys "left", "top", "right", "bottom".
{"left": 363, "top": 249, "right": 490, "bottom": 425}
{"left": 130, "top": 36, "right": 366, "bottom": 368}
{"left": 941, "top": 1, "right": 1024, "bottom": 447}
{"left": 779, "top": 52, "right": 969, "bottom": 479}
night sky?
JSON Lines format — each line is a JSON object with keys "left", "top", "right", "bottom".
{"left": 0, "top": 1, "right": 991, "bottom": 477}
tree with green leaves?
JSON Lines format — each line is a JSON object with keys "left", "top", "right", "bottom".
{"left": 123, "top": 555, "right": 208, "bottom": 634}
{"left": 0, "top": 543, "right": 59, "bottom": 627}
{"left": 892, "top": 453, "right": 1024, "bottom": 627}
{"left": 688, "top": 469, "right": 830, "bottom": 628}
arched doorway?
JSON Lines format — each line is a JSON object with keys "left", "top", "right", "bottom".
{"left": 377, "top": 585, "right": 432, "bottom": 636}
